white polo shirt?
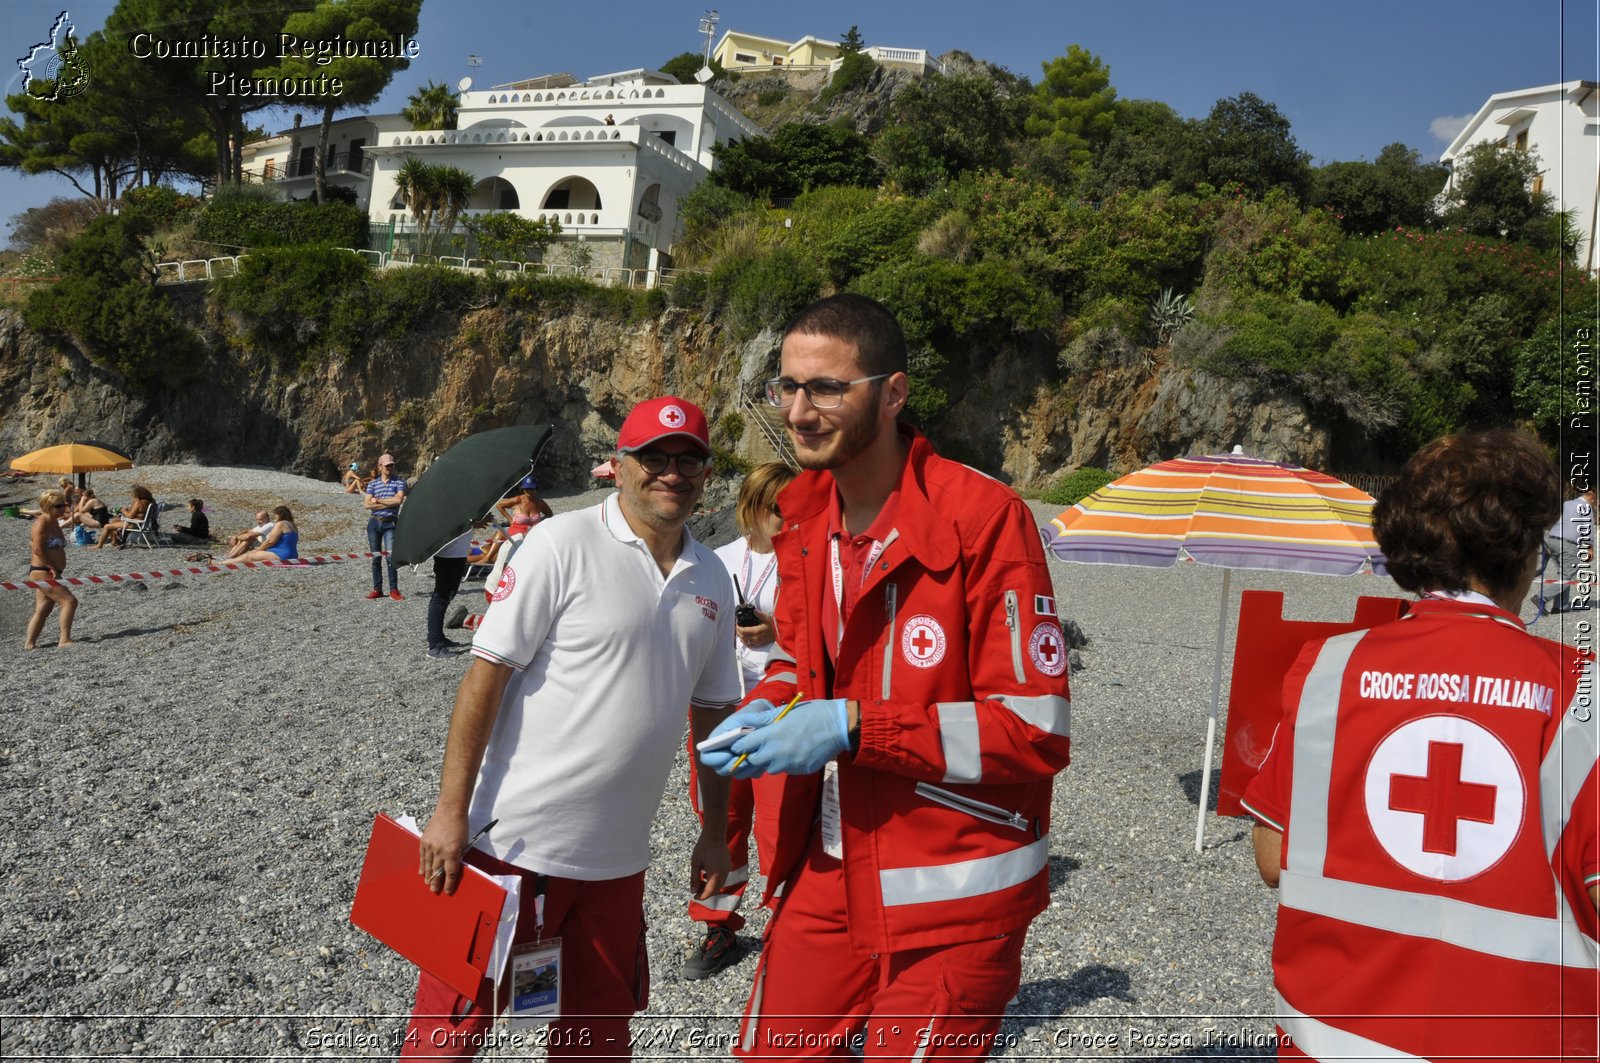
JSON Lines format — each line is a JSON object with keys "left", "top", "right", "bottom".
{"left": 467, "top": 493, "right": 741, "bottom": 879}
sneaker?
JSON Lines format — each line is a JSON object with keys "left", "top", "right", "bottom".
{"left": 365, "top": 589, "right": 383, "bottom": 600}
{"left": 426, "top": 645, "right": 458, "bottom": 660}
{"left": 446, "top": 605, "right": 469, "bottom": 629}
{"left": 389, "top": 589, "right": 404, "bottom": 601}
{"left": 682, "top": 926, "right": 741, "bottom": 981}
{"left": 433, "top": 637, "right": 465, "bottom": 651}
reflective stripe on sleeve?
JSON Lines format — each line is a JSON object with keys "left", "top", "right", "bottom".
{"left": 1275, "top": 989, "right": 1424, "bottom": 1061}
{"left": 767, "top": 671, "right": 798, "bottom": 686}
{"left": 937, "top": 702, "right": 981, "bottom": 783}
{"left": 879, "top": 837, "right": 1047, "bottom": 907}
{"left": 768, "top": 643, "right": 796, "bottom": 666}
{"left": 691, "top": 892, "right": 744, "bottom": 912}
{"left": 989, "top": 693, "right": 1071, "bottom": 737}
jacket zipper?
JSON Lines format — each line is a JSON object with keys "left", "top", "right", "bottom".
{"left": 915, "top": 781, "right": 1029, "bottom": 832}
{"left": 1004, "top": 590, "right": 1025, "bottom": 683}
{"left": 881, "top": 583, "right": 898, "bottom": 700}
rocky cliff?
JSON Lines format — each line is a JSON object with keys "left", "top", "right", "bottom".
{"left": 0, "top": 301, "right": 1333, "bottom": 487}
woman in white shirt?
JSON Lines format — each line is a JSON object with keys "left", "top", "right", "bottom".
{"left": 683, "top": 461, "right": 797, "bottom": 980}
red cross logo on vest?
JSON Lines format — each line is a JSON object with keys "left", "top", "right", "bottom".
{"left": 1029, "top": 621, "right": 1067, "bottom": 677}
{"left": 659, "top": 404, "right": 686, "bottom": 429}
{"left": 900, "top": 614, "right": 947, "bottom": 668}
{"left": 1363, "top": 715, "right": 1523, "bottom": 881}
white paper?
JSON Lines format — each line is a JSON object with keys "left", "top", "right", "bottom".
{"left": 820, "top": 763, "right": 843, "bottom": 859}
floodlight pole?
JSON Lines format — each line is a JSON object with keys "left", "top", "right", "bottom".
{"left": 699, "top": 10, "right": 719, "bottom": 66}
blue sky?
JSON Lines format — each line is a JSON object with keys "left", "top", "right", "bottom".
{"left": 1, "top": 0, "right": 1596, "bottom": 234}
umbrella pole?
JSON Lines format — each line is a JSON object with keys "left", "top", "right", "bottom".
{"left": 1195, "top": 567, "right": 1232, "bottom": 854}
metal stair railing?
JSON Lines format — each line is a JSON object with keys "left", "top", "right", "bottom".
{"left": 738, "top": 391, "right": 798, "bottom": 469}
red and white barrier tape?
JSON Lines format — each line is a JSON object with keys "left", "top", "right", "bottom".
{"left": 1, "top": 550, "right": 379, "bottom": 591}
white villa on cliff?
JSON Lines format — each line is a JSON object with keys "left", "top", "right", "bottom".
{"left": 1440, "top": 80, "right": 1600, "bottom": 271}
{"left": 240, "top": 68, "right": 762, "bottom": 271}
{"left": 364, "top": 68, "right": 762, "bottom": 270}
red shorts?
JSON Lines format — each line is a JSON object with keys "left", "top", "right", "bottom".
{"left": 400, "top": 849, "right": 648, "bottom": 1061}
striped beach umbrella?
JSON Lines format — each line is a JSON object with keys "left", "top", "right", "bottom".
{"left": 1046, "top": 453, "right": 1385, "bottom": 576}
{"left": 1045, "top": 451, "right": 1387, "bottom": 852}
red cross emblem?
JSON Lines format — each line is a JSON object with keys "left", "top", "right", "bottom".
{"left": 900, "top": 615, "right": 946, "bottom": 668}
{"left": 1029, "top": 622, "right": 1067, "bottom": 676}
{"left": 659, "top": 404, "right": 686, "bottom": 428}
{"left": 490, "top": 565, "right": 516, "bottom": 602}
{"left": 1388, "top": 741, "right": 1498, "bottom": 855}
{"left": 1363, "top": 715, "right": 1522, "bottom": 881}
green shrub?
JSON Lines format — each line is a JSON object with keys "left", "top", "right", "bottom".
{"left": 1041, "top": 467, "right": 1115, "bottom": 506}
{"left": 196, "top": 194, "right": 369, "bottom": 249}
{"left": 822, "top": 51, "right": 877, "bottom": 101}
{"left": 710, "top": 247, "right": 821, "bottom": 340}
{"left": 818, "top": 199, "right": 934, "bottom": 286}
{"left": 24, "top": 214, "right": 202, "bottom": 385}
{"left": 677, "top": 182, "right": 757, "bottom": 262}
{"left": 216, "top": 244, "right": 373, "bottom": 363}
{"left": 121, "top": 185, "right": 201, "bottom": 229}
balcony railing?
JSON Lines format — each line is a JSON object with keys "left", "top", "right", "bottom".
{"left": 249, "top": 150, "right": 374, "bottom": 183}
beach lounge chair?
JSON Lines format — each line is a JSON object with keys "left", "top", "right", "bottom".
{"left": 121, "top": 503, "right": 165, "bottom": 549}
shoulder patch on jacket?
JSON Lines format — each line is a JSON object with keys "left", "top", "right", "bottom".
{"left": 901, "top": 615, "right": 947, "bottom": 668}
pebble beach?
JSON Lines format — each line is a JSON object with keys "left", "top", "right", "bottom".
{"left": 0, "top": 463, "right": 1587, "bottom": 1059}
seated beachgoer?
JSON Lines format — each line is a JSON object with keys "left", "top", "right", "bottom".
{"left": 57, "top": 478, "right": 82, "bottom": 512}
{"left": 342, "top": 463, "right": 370, "bottom": 494}
{"left": 174, "top": 498, "right": 211, "bottom": 542}
{"left": 218, "top": 511, "right": 276, "bottom": 559}
{"left": 73, "top": 486, "right": 111, "bottom": 530}
{"left": 92, "top": 485, "right": 154, "bottom": 550}
{"left": 230, "top": 506, "right": 300, "bottom": 564}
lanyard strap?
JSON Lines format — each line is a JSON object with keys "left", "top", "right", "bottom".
{"left": 830, "top": 534, "right": 887, "bottom": 653}
{"left": 742, "top": 547, "right": 778, "bottom": 604}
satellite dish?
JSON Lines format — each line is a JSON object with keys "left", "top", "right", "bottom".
{"left": 457, "top": 76, "right": 473, "bottom": 93}
{"left": 693, "top": 65, "right": 713, "bottom": 84}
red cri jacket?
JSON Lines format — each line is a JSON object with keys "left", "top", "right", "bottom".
{"left": 748, "top": 428, "right": 1072, "bottom": 953}
{"left": 1243, "top": 597, "right": 1599, "bottom": 1061}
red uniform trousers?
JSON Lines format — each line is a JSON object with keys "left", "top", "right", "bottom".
{"left": 687, "top": 732, "right": 755, "bottom": 931}
{"left": 400, "top": 849, "right": 648, "bottom": 1061}
{"left": 736, "top": 829, "right": 1025, "bottom": 1060}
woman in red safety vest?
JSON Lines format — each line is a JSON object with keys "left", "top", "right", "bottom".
{"left": 1243, "top": 429, "right": 1598, "bottom": 1062}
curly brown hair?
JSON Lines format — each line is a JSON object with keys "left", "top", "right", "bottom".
{"left": 1374, "top": 429, "right": 1559, "bottom": 599}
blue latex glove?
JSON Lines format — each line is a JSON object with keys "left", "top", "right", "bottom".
{"left": 716, "top": 698, "right": 852, "bottom": 780}
{"left": 696, "top": 700, "right": 776, "bottom": 776}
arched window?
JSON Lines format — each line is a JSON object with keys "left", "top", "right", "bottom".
{"left": 469, "top": 176, "right": 520, "bottom": 210}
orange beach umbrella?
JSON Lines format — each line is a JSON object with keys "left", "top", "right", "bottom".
{"left": 9, "top": 443, "right": 135, "bottom": 474}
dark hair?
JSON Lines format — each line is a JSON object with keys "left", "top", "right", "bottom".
{"left": 782, "top": 293, "right": 907, "bottom": 377}
{"left": 189, "top": 498, "right": 203, "bottom": 511}
{"left": 131, "top": 484, "right": 155, "bottom": 502}
{"left": 272, "top": 505, "right": 295, "bottom": 522}
{"left": 1374, "top": 429, "right": 1559, "bottom": 600}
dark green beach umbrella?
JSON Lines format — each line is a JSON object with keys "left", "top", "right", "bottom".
{"left": 391, "top": 424, "right": 553, "bottom": 566}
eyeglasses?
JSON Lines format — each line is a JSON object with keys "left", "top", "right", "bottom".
{"left": 765, "top": 374, "right": 891, "bottom": 409}
{"left": 629, "top": 450, "right": 709, "bottom": 477}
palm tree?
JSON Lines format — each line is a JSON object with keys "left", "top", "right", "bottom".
{"left": 402, "top": 80, "right": 459, "bottom": 131}
{"left": 394, "top": 155, "right": 436, "bottom": 252}
{"left": 431, "top": 166, "right": 477, "bottom": 253}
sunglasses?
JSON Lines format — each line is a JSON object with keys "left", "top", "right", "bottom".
{"left": 629, "top": 450, "right": 709, "bottom": 477}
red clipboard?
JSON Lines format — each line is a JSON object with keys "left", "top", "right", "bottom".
{"left": 350, "top": 813, "right": 509, "bottom": 999}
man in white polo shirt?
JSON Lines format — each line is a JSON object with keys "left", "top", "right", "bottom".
{"left": 404, "top": 395, "right": 741, "bottom": 1061}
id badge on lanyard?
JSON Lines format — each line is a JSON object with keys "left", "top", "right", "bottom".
{"left": 504, "top": 878, "right": 561, "bottom": 1025}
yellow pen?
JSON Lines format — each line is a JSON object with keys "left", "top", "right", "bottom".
{"left": 730, "top": 691, "right": 805, "bottom": 771}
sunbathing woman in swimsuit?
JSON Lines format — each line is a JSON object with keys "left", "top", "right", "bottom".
{"left": 25, "top": 489, "right": 77, "bottom": 649}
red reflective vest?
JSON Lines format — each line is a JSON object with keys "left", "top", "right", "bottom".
{"left": 748, "top": 428, "right": 1072, "bottom": 953}
{"left": 1243, "top": 598, "right": 1599, "bottom": 1061}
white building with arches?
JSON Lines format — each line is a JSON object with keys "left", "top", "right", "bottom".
{"left": 363, "top": 68, "right": 763, "bottom": 270}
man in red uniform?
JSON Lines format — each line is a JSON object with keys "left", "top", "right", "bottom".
{"left": 701, "top": 294, "right": 1072, "bottom": 1059}
{"left": 1243, "top": 429, "right": 1599, "bottom": 1061}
